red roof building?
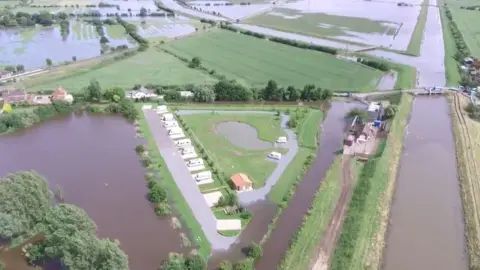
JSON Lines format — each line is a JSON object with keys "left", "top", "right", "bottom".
{"left": 230, "top": 173, "right": 253, "bottom": 192}
{"left": 51, "top": 87, "right": 67, "bottom": 101}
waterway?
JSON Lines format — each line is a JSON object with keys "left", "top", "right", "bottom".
{"left": 0, "top": 114, "right": 186, "bottom": 270}
{"left": 255, "top": 101, "right": 362, "bottom": 269}
{"left": 383, "top": 97, "right": 467, "bottom": 270}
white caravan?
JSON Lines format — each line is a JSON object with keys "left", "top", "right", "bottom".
{"left": 162, "top": 113, "right": 174, "bottom": 121}
{"left": 187, "top": 158, "right": 204, "bottom": 167}
{"left": 268, "top": 151, "right": 282, "bottom": 160}
{"left": 175, "top": 139, "right": 192, "bottom": 147}
{"left": 164, "top": 120, "right": 178, "bottom": 128}
{"left": 156, "top": 105, "right": 167, "bottom": 114}
{"left": 142, "top": 105, "right": 152, "bottom": 110}
{"left": 167, "top": 127, "right": 182, "bottom": 135}
{"left": 276, "top": 136, "right": 287, "bottom": 143}
{"left": 193, "top": 171, "right": 212, "bottom": 181}
{"left": 182, "top": 146, "right": 195, "bottom": 155}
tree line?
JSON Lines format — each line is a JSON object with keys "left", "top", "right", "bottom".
{"left": 0, "top": 171, "right": 129, "bottom": 269}
{"left": 0, "top": 11, "right": 56, "bottom": 27}
{"left": 444, "top": 7, "right": 470, "bottom": 64}
{"left": 116, "top": 16, "right": 149, "bottom": 51}
{"left": 357, "top": 58, "right": 390, "bottom": 72}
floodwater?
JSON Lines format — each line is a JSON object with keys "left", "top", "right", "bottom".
{"left": 216, "top": 121, "right": 273, "bottom": 150}
{"left": 255, "top": 101, "right": 362, "bottom": 269}
{"left": 383, "top": 97, "right": 467, "bottom": 270}
{"left": 0, "top": 114, "right": 186, "bottom": 270}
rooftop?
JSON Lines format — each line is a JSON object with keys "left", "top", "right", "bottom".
{"left": 230, "top": 173, "right": 252, "bottom": 188}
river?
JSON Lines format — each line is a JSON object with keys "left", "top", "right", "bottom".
{"left": 0, "top": 114, "right": 186, "bottom": 270}
{"left": 383, "top": 97, "right": 467, "bottom": 270}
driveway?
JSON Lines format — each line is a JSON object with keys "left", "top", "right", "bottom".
{"left": 143, "top": 109, "right": 236, "bottom": 251}
{"left": 176, "top": 110, "right": 299, "bottom": 205}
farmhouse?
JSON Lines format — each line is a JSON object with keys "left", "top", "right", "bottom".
{"left": 126, "top": 86, "right": 158, "bottom": 100}
{"left": 0, "top": 70, "right": 13, "bottom": 79}
{"left": 1, "top": 90, "right": 32, "bottom": 104}
{"left": 51, "top": 87, "right": 74, "bottom": 103}
{"left": 230, "top": 173, "right": 253, "bottom": 192}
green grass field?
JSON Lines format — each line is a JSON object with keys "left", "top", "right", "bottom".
{"left": 406, "top": 0, "right": 428, "bottom": 56}
{"left": 106, "top": 24, "right": 126, "bottom": 39}
{"left": 181, "top": 113, "right": 286, "bottom": 188}
{"left": 439, "top": 5, "right": 462, "bottom": 85}
{"left": 449, "top": 8, "right": 480, "bottom": 57}
{"left": 245, "top": 8, "right": 396, "bottom": 42}
{"left": 25, "top": 49, "right": 216, "bottom": 93}
{"left": 136, "top": 105, "right": 211, "bottom": 257}
{"left": 162, "top": 30, "right": 382, "bottom": 90}
{"left": 331, "top": 94, "right": 413, "bottom": 270}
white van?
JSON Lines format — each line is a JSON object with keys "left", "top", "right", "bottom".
{"left": 142, "top": 105, "right": 152, "bottom": 110}
{"left": 182, "top": 146, "right": 195, "bottom": 154}
{"left": 194, "top": 171, "right": 212, "bottom": 180}
{"left": 268, "top": 151, "right": 282, "bottom": 160}
{"left": 164, "top": 120, "right": 178, "bottom": 128}
{"left": 276, "top": 136, "right": 287, "bottom": 143}
{"left": 156, "top": 105, "right": 167, "bottom": 113}
{"left": 187, "top": 158, "right": 203, "bottom": 167}
{"left": 162, "top": 113, "right": 174, "bottom": 121}
{"left": 175, "top": 139, "right": 192, "bottom": 147}
{"left": 167, "top": 127, "right": 182, "bottom": 135}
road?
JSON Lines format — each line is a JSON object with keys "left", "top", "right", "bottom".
{"left": 161, "top": 0, "right": 226, "bottom": 21}
{"left": 176, "top": 110, "right": 299, "bottom": 205}
{"left": 143, "top": 109, "right": 236, "bottom": 251}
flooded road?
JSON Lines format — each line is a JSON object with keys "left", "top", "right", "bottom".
{"left": 255, "top": 101, "right": 362, "bottom": 269}
{"left": 0, "top": 114, "right": 185, "bottom": 270}
{"left": 383, "top": 97, "right": 467, "bottom": 270}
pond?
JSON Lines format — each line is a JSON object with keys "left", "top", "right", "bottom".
{"left": 0, "top": 114, "right": 186, "bottom": 270}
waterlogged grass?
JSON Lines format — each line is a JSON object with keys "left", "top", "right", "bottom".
{"left": 136, "top": 105, "right": 211, "bottom": 257}
{"left": 27, "top": 49, "right": 216, "bottom": 93}
{"left": 106, "top": 24, "right": 126, "bottom": 39}
{"left": 297, "top": 110, "right": 322, "bottom": 149}
{"left": 163, "top": 30, "right": 382, "bottom": 90}
{"left": 440, "top": 5, "right": 464, "bottom": 85}
{"left": 448, "top": 94, "right": 480, "bottom": 269}
{"left": 406, "top": 0, "right": 428, "bottom": 56}
{"left": 180, "top": 113, "right": 285, "bottom": 188}
{"left": 330, "top": 94, "right": 412, "bottom": 270}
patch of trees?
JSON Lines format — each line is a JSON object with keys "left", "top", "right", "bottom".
{"left": 0, "top": 171, "right": 129, "bottom": 269}
{"left": 3, "top": 64, "right": 25, "bottom": 74}
{"left": 356, "top": 58, "right": 390, "bottom": 72}
{"left": 98, "top": 2, "right": 118, "bottom": 8}
{"left": 200, "top": 18, "right": 217, "bottom": 26}
{"left": 154, "top": 2, "right": 175, "bottom": 15}
{"left": 116, "top": 16, "right": 149, "bottom": 51}
{"left": 160, "top": 253, "right": 206, "bottom": 270}
{"left": 445, "top": 7, "right": 470, "bottom": 61}
{"left": 466, "top": 103, "right": 480, "bottom": 120}
{"left": 0, "top": 11, "right": 55, "bottom": 27}
{"left": 59, "top": 19, "right": 69, "bottom": 39}
{"left": 219, "top": 24, "right": 337, "bottom": 55}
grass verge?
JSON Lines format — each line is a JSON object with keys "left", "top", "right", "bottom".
{"left": 136, "top": 106, "right": 211, "bottom": 257}
{"left": 447, "top": 93, "right": 480, "bottom": 269}
{"left": 439, "top": 3, "right": 462, "bottom": 86}
{"left": 330, "top": 94, "right": 412, "bottom": 270}
{"left": 406, "top": 0, "right": 428, "bottom": 56}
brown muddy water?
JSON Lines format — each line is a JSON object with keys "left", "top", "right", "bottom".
{"left": 255, "top": 101, "right": 363, "bottom": 269}
{"left": 0, "top": 114, "right": 186, "bottom": 270}
{"left": 383, "top": 97, "right": 468, "bottom": 270}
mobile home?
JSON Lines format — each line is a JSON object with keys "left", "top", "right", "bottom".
{"left": 268, "top": 151, "right": 282, "bottom": 160}
{"left": 175, "top": 139, "right": 192, "bottom": 147}
{"left": 162, "top": 113, "right": 174, "bottom": 121}
{"left": 187, "top": 158, "right": 203, "bottom": 167}
{"left": 194, "top": 171, "right": 212, "bottom": 181}
{"left": 164, "top": 120, "right": 179, "bottom": 128}
{"left": 182, "top": 146, "right": 195, "bottom": 155}
{"left": 156, "top": 105, "right": 167, "bottom": 114}
{"left": 167, "top": 127, "right": 182, "bottom": 135}
{"left": 276, "top": 136, "right": 287, "bottom": 143}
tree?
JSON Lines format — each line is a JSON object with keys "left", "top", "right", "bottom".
{"left": 15, "top": 64, "right": 25, "bottom": 73}
{"left": 103, "top": 87, "right": 125, "bottom": 102}
{"left": 100, "top": 36, "right": 109, "bottom": 44}
{"left": 384, "top": 104, "right": 398, "bottom": 119}
{"left": 320, "top": 88, "right": 333, "bottom": 101}
{"left": 72, "top": 56, "right": 77, "bottom": 61}
{"left": 247, "top": 242, "right": 262, "bottom": 260}
{"left": 155, "top": 202, "right": 171, "bottom": 216}
{"left": 192, "top": 85, "right": 215, "bottom": 102}
{"left": 262, "top": 80, "right": 283, "bottom": 101}
{"left": 45, "top": 58, "right": 53, "bottom": 67}
{"left": 185, "top": 254, "right": 206, "bottom": 270}
{"left": 300, "top": 84, "right": 316, "bottom": 101}
{"left": 84, "top": 79, "right": 102, "bottom": 102}
{"left": 148, "top": 184, "right": 167, "bottom": 203}
{"left": 139, "top": 7, "right": 147, "bottom": 16}
{"left": 232, "top": 260, "right": 253, "bottom": 270}
{"left": 219, "top": 261, "right": 233, "bottom": 270}
{"left": 189, "top": 57, "right": 201, "bottom": 68}
{"left": 346, "top": 108, "right": 368, "bottom": 123}
{"left": 118, "top": 98, "right": 138, "bottom": 121}
{"left": 213, "top": 80, "right": 253, "bottom": 101}
{"left": 0, "top": 212, "right": 25, "bottom": 239}
{"left": 161, "top": 253, "right": 185, "bottom": 270}
{"left": 285, "top": 86, "right": 300, "bottom": 101}
{"left": 4, "top": 65, "right": 15, "bottom": 73}
{"left": 164, "top": 90, "right": 182, "bottom": 102}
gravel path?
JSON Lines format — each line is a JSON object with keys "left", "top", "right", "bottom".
{"left": 177, "top": 110, "right": 299, "bottom": 205}
{"left": 143, "top": 109, "right": 237, "bottom": 251}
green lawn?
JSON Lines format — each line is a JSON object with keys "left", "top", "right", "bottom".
{"left": 245, "top": 8, "right": 397, "bottom": 42}
{"left": 162, "top": 30, "right": 382, "bottom": 90}
{"left": 25, "top": 49, "right": 216, "bottom": 93}
{"left": 439, "top": 5, "right": 462, "bottom": 85}
{"left": 106, "top": 24, "right": 126, "bottom": 39}
{"left": 297, "top": 110, "right": 322, "bottom": 149}
{"left": 180, "top": 112, "right": 286, "bottom": 188}
{"left": 406, "top": 0, "right": 428, "bottom": 56}
{"left": 136, "top": 105, "right": 210, "bottom": 257}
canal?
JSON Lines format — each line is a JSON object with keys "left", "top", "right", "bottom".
{"left": 383, "top": 97, "right": 467, "bottom": 270}
{"left": 0, "top": 114, "right": 185, "bottom": 270}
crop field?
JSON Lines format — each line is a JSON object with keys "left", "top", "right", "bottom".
{"left": 24, "top": 49, "right": 217, "bottom": 93}
{"left": 330, "top": 94, "right": 412, "bottom": 270}
{"left": 448, "top": 94, "right": 480, "bottom": 269}
{"left": 449, "top": 8, "right": 480, "bottom": 58}
{"left": 163, "top": 30, "right": 381, "bottom": 90}
{"left": 71, "top": 22, "right": 99, "bottom": 40}
{"left": 244, "top": 0, "right": 422, "bottom": 51}
{"left": 181, "top": 113, "right": 286, "bottom": 188}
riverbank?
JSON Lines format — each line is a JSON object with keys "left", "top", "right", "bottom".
{"left": 330, "top": 94, "right": 412, "bottom": 270}
{"left": 448, "top": 93, "right": 480, "bottom": 269}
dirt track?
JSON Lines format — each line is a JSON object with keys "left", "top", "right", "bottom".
{"left": 310, "top": 156, "right": 354, "bottom": 270}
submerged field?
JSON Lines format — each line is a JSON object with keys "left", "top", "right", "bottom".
{"left": 163, "top": 30, "right": 381, "bottom": 90}
{"left": 180, "top": 113, "right": 286, "bottom": 188}
{"left": 24, "top": 49, "right": 217, "bottom": 93}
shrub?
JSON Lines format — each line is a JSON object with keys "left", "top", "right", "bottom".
{"left": 246, "top": 242, "right": 262, "bottom": 260}
{"left": 155, "top": 202, "right": 171, "bottom": 216}
{"left": 232, "top": 259, "right": 253, "bottom": 270}
{"left": 219, "top": 260, "right": 232, "bottom": 270}
{"left": 148, "top": 184, "right": 167, "bottom": 203}
{"left": 135, "top": 144, "right": 145, "bottom": 154}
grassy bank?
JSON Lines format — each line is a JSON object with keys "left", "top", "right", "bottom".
{"left": 330, "top": 94, "right": 412, "bottom": 270}
{"left": 448, "top": 93, "right": 480, "bottom": 269}
{"left": 406, "top": 0, "right": 428, "bottom": 56}
{"left": 439, "top": 3, "right": 462, "bottom": 85}
{"left": 136, "top": 106, "right": 211, "bottom": 257}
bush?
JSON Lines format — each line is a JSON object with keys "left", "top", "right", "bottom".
{"left": 246, "top": 242, "right": 262, "bottom": 260}
{"left": 155, "top": 202, "right": 171, "bottom": 216}
{"left": 148, "top": 184, "right": 167, "bottom": 203}
{"left": 232, "top": 259, "right": 253, "bottom": 270}
{"left": 135, "top": 144, "right": 145, "bottom": 154}
{"left": 357, "top": 58, "right": 390, "bottom": 71}
{"left": 219, "top": 261, "right": 232, "bottom": 270}
{"left": 287, "top": 117, "right": 297, "bottom": 128}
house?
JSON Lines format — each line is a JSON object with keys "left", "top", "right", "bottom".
{"left": 230, "top": 173, "right": 253, "bottom": 192}
{"left": 126, "top": 86, "right": 158, "bottom": 100}
{"left": 180, "top": 91, "right": 193, "bottom": 98}
{"left": 0, "top": 70, "right": 13, "bottom": 79}
{"left": 367, "top": 102, "right": 384, "bottom": 121}
{"left": 1, "top": 90, "right": 31, "bottom": 104}
{"left": 51, "top": 87, "right": 74, "bottom": 103}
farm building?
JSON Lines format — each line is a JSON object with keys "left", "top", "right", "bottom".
{"left": 1, "top": 89, "right": 32, "bottom": 104}
{"left": 51, "top": 87, "right": 74, "bottom": 103}
{"left": 230, "top": 173, "right": 253, "bottom": 192}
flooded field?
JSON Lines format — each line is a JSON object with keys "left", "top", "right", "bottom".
{"left": 188, "top": 1, "right": 272, "bottom": 20}
{"left": 0, "top": 114, "right": 186, "bottom": 270}
{"left": 383, "top": 97, "right": 467, "bottom": 270}
{"left": 254, "top": 102, "right": 362, "bottom": 269}
{"left": 245, "top": 0, "right": 422, "bottom": 50}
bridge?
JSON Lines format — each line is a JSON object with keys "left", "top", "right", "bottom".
{"left": 334, "top": 87, "right": 456, "bottom": 104}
